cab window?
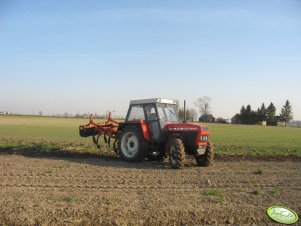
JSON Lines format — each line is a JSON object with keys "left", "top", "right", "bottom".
{"left": 127, "top": 105, "right": 145, "bottom": 121}
{"left": 144, "top": 104, "right": 157, "bottom": 121}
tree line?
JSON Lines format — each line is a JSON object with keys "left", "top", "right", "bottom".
{"left": 237, "top": 100, "right": 293, "bottom": 126}
{"left": 175, "top": 96, "right": 213, "bottom": 122}
{"left": 174, "top": 100, "right": 198, "bottom": 122}
{"left": 178, "top": 108, "right": 198, "bottom": 122}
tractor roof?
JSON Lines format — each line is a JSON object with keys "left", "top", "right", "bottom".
{"left": 130, "top": 98, "right": 177, "bottom": 105}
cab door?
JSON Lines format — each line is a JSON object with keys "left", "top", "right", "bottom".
{"left": 144, "top": 104, "right": 161, "bottom": 141}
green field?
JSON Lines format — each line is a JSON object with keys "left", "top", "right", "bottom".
{"left": 0, "top": 115, "right": 301, "bottom": 156}
{"left": 205, "top": 123, "right": 301, "bottom": 156}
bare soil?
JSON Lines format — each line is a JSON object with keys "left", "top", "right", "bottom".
{"left": 0, "top": 153, "right": 300, "bottom": 225}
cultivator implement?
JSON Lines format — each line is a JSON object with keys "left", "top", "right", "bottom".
{"left": 79, "top": 113, "right": 119, "bottom": 152}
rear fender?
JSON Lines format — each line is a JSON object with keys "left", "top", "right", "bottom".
{"left": 118, "top": 120, "right": 150, "bottom": 141}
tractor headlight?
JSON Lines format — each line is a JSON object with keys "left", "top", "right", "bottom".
{"left": 200, "top": 135, "right": 208, "bottom": 141}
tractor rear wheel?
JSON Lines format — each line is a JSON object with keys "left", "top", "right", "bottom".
{"left": 118, "top": 127, "right": 146, "bottom": 162}
{"left": 195, "top": 142, "right": 214, "bottom": 167}
{"left": 167, "top": 138, "right": 185, "bottom": 169}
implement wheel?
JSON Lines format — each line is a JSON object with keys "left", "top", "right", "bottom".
{"left": 195, "top": 142, "right": 214, "bottom": 167}
{"left": 118, "top": 127, "right": 145, "bottom": 162}
{"left": 167, "top": 138, "right": 185, "bottom": 169}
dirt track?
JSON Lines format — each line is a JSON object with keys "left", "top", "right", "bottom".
{"left": 0, "top": 154, "right": 300, "bottom": 225}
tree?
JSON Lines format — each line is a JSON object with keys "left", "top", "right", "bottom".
{"left": 194, "top": 96, "right": 211, "bottom": 116}
{"left": 279, "top": 100, "right": 293, "bottom": 126}
{"left": 240, "top": 105, "right": 246, "bottom": 115}
{"left": 189, "top": 108, "right": 198, "bottom": 122}
{"left": 186, "top": 109, "right": 191, "bottom": 122}
{"left": 257, "top": 103, "right": 267, "bottom": 122}
{"left": 244, "top": 105, "right": 252, "bottom": 124}
{"left": 178, "top": 108, "right": 198, "bottom": 122}
{"left": 178, "top": 108, "right": 183, "bottom": 121}
{"left": 266, "top": 102, "right": 276, "bottom": 126}
{"left": 240, "top": 104, "right": 257, "bottom": 124}
{"left": 239, "top": 105, "right": 246, "bottom": 122}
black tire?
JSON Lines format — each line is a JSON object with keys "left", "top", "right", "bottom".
{"left": 195, "top": 142, "right": 214, "bottom": 167}
{"left": 118, "top": 127, "right": 146, "bottom": 162}
{"left": 167, "top": 138, "right": 185, "bottom": 169}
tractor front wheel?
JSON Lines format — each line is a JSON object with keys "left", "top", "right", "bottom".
{"left": 118, "top": 127, "right": 145, "bottom": 162}
{"left": 195, "top": 142, "right": 214, "bottom": 167}
{"left": 167, "top": 138, "right": 185, "bottom": 169}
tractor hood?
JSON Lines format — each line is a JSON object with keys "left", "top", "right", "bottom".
{"left": 164, "top": 123, "right": 209, "bottom": 133}
{"left": 164, "top": 123, "right": 210, "bottom": 146}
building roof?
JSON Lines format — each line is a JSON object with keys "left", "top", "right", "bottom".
{"left": 130, "top": 98, "right": 177, "bottom": 105}
{"left": 199, "top": 114, "right": 215, "bottom": 119}
{"left": 231, "top": 113, "right": 240, "bottom": 119}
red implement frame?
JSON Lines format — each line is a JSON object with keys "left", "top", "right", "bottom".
{"left": 80, "top": 112, "right": 119, "bottom": 151}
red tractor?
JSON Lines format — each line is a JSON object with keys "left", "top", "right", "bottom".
{"left": 79, "top": 98, "right": 213, "bottom": 168}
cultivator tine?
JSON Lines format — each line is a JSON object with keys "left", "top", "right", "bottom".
{"left": 92, "top": 135, "right": 97, "bottom": 145}
{"left": 104, "top": 135, "right": 108, "bottom": 144}
{"left": 96, "top": 135, "right": 101, "bottom": 149}
{"left": 108, "top": 137, "right": 111, "bottom": 147}
{"left": 113, "top": 139, "right": 118, "bottom": 153}
{"left": 92, "top": 135, "right": 101, "bottom": 149}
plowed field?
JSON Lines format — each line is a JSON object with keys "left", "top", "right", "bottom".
{"left": 0, "top": 154, "right": 300, "bottom": 225}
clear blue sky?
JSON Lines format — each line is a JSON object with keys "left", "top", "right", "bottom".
{"left": 0, "top": 0, "right": 300, "bottom": 119}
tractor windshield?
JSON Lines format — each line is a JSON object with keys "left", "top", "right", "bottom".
{"left": 156, "top": 103, "right": 179, "bottom": 123}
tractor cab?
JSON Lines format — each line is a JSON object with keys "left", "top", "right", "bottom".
{"left": 125, "top": 98, "right": 179, "bottom": 141}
